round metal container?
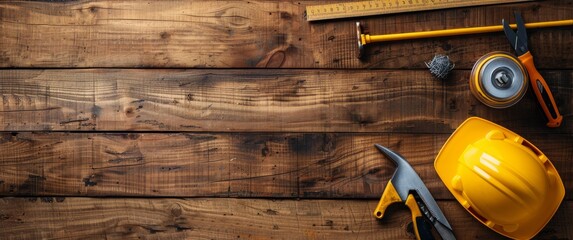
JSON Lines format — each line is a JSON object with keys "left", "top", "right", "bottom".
{"left": 469, "top": 52, "right": 528, "bottom": 108}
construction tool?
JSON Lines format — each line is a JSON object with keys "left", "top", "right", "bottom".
{"left": 305, "top": 0, "right": 532, "bottom": 22}
{"left": 434, "top": 117, "right": 565, "bottom": 239}
{"left": 373, "top": 144, "right": 455, "bottom": 240}
{"left": 469, "top": 51, "right": 529, "bottom": 108}
{"left": 503, "top": 12, "right": 563, "bottom": 127}
{"left": 356, "top": 19, "right": 573, "bottom": 58}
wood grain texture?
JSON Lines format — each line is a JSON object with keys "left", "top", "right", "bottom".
{"left": 1, "top": 69, "right": 572, "bottom": 133}
{"left": 1, "top": 1, "right": 572, "bottom": 68}
{"left": 1, "top": 132, "right": 571, "bottom": 199}
{"left": 0, "top": 197, "right": 571, "bottom": 240}
{"left": 1, "top": 1, "right": 573, "bottom": 239}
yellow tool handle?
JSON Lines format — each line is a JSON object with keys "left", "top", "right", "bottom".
{"left": 373, "top": 181, "right": 402, "bottom": 219}
{"left": 374, "top": 182, "right": 434, "bottom": 240}
{"left": 362, "top": 20, "right": 573, "bottom": 44}
{"left": 405, "top": 194, "right": 432, "bottom": 240}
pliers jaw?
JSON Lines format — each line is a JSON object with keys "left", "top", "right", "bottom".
{"left": 503, "top": 12, "right": 529, "bottom": 56}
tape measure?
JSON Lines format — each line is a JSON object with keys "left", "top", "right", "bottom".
{"left": 305, "top": 0, "right": 533, "bottom": 21}
{"left": 469, "top": 52, "right": 528, "bottom": 109}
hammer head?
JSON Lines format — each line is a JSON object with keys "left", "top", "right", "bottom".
{"left": 374, "top": 144, "right": 453, "bottom": 230}
{"left": 356, "top": 22, "right": 365, "bottom": 59}
{"left": 375, "top": 144, "right": 421, "bottom": 200}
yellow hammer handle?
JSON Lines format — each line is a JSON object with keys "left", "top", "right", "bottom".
{"left": 362, "top": 20, "right": 573, "bottom": 44}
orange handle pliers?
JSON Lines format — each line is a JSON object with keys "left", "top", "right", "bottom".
{"left": 503, "top": 12, "right": 563, "bottom": 127}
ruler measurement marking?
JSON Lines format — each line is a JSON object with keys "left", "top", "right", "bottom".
{"left": 306, "top": 0, "right": 534, "bottom": 21}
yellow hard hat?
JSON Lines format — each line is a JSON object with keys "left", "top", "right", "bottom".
{"left": 434, "top": 117, "right": 564, "bottom": 239}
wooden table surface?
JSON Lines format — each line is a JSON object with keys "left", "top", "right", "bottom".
{"left": 1, "top": 1, "right": 572, "bottom": 239}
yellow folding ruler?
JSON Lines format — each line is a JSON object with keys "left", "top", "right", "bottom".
{"left": 305, "top": 0, "right": 534, "bottom": 21}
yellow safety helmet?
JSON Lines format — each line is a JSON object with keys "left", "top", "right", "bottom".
{"left": 434, "top": 117, "right": 564, "bottom": 239}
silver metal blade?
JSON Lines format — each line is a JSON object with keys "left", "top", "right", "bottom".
{"left": 514, "top": 12, "right": 528, "bottom": 49}
{"left": 375, "top": 144, "right": 454, "bottom": 232}
{"left": 503, "top": 12, "right": 529, "bottom": 56}
{"left": 503, "top": 18, "right": 520, "bottom": 54}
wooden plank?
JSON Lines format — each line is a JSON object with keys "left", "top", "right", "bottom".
{"left": 1, "top": 1, "right": 572, "bottom": 68}
{"left": 0, "top": 132, "right": 570, "bottom": 199}
{"left": 1, "top": 69, "right": 572, "bottom": 134}
{"left": 0, "top": 197, "right": 571, "bottom": 239}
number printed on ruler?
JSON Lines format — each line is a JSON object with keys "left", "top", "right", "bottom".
{"left": 305, "top": 0, "right": 533, "bottom": 21}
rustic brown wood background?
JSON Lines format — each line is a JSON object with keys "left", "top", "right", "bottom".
{"left": 1, "top": 1, "right": 572, "bottom": 239}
